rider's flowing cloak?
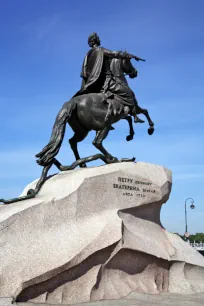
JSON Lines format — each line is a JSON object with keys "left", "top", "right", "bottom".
{"left": 72, "top": 47, "right": 137, "bottom": 110}
{"left": 73, "top": 47, "right": 105, "bottom": 97}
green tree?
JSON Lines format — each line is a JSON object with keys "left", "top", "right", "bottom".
{"left": 189, "top": 233, "right": 204, "bottom": 243}
{"left": 173, "top": 233, "right": 204, "bottom": 243}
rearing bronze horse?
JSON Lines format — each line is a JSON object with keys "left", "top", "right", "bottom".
{"left": 0, "top": 57, "right": 154, "bottom": 204}
{"left": 36, "top": 58, "right": 154, "bottom": 167}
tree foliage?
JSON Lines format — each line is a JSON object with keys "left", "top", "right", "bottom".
{"left": 188, "top": 233, "right": 204, "bottom": 243}
{"left": 175, "top": 233, "right": 204, "bottom": 243}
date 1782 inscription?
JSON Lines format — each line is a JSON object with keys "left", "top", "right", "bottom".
{"left": 113, "top": 176, "right": 156, "bottom": 197}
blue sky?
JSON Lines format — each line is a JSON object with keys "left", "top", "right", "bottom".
{"left": 0, "top": 0, "right": 203, "bottom": 235}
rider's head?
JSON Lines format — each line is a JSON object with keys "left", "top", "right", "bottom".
{"left": 88, "top": 32, "right": 101, "bottom": 48}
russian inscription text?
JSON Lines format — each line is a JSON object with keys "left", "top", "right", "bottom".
{"left": 113, "top": 176, "right": 156, "bottom": 197}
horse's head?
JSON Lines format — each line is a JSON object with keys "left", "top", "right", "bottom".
{"left": 110, "top": 56, "right": 137, "bottom": 78}
{"left": 122, "top": 57, "right": 138, "bottom": 78}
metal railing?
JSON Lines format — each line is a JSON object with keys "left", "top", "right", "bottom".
{"left": 190, "top": 242, "right": 204, "bottom": 250}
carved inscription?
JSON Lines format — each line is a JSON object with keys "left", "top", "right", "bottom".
{"left": 113, "top": 176, "right": 156, "bottom": 197}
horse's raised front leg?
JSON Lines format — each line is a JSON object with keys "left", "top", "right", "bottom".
{"left": 122, "top": 115, "right": 135, "bottom": 141}
{"left": 137, "top": 105, "right": 155, "bottom": 135}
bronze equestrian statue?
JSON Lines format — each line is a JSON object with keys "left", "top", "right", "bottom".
{"left": 0, "top": 33, "right": 154, "bottom": 204}
{"left": 75, "top": 32, "right": 145, "bottom": 124}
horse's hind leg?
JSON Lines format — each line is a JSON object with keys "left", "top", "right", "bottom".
{"left": 69, "top": 130, "right": 88, "bottom": 167}
{"left": 92, "top": 125, "right": 118, "bottom": 163}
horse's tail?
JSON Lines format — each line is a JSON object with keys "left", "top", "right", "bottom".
{"left": 36, "top": 100, "right": 76, "bottom": 166}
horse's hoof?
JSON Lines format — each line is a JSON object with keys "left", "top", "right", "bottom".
{"left": 126, "top": 135, "right": 134, "bottom": 141}
{"left": 80, "top": 163, "right": 87, "bottom": 168}
{"left": 120, "top": 157, "right": 136, "bottom": 162}
{"left": 106, "top": 156, "right": 119, "bottom": 164}
{"left": 27, "top": 189, "right": 35, "bottom": 196}
{"left": 148, "top": 127, "right": 154, "bottom": 135}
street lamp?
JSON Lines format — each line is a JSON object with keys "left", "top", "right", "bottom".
{"left": 184, "top": 197, "right": 195, "bottom": 240}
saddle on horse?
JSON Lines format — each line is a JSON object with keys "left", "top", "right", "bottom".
{"left": 73, "top": 34, "right": 144, "bottom": 124}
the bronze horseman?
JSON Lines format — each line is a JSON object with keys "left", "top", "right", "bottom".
{"left": 74, "top": 32, "right": 145, "bottom": 124}
{"left": 0, "top": 33, "right": 154, "bottom": 204}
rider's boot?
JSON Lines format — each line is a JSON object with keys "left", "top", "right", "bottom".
{"left": 132, "top": 107, "right": 145, "bottom": 124}
{"left": 134, "top": 115, "right": 145, "bottom": 124}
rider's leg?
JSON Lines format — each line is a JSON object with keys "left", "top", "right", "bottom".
{"left": 131, "top": 95, "right": 145, "bottom": 123}
{"left": 132, "top": 107, "right": 145, "bottom": 123}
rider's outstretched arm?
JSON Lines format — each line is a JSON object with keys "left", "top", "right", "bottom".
{"left": 103, "top": 48, "right": 134, "bottom": 60}
{"left": 103, "top": 48, "right": 145, "bottom": 61}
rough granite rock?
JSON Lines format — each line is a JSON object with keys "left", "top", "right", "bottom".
{"left": 1, "top": 293, "right": 204, "bottom": 306}
{"left": 0, "top": 162, "right": 204, "bottom": 305}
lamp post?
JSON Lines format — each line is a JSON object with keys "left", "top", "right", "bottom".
{"left": 184, "top": 197, "right": 195, "bottom": 240}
